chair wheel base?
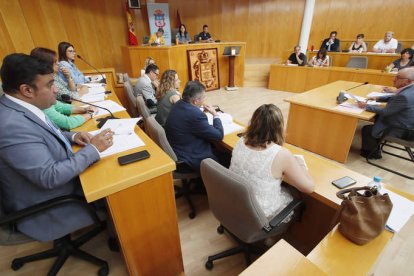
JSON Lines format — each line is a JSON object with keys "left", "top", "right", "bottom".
{"left": 11, "top": 259, "right": 24, "bottom": 270}
{"left": 107, "top": 237, "right": 120, "bottom": 252}
{"left": 217, "top": 225, "right": 224, "bottom": 234}
{"left": 189, "top": 211, "right": 196, "bottom": 219}
{"left": 98, "top": 264, "right": 109, "bottom": 276}
{"left": 205, "top": 260, "right": 213, "bottom": 270}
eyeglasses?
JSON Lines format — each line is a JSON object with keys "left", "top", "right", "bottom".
{"left": 67, "top": 49, "right": 76, "bottom": 53}
{"left": 152, "top": 71, "right": 159, "bottom": 76}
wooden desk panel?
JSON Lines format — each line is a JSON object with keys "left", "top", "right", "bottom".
{"left": 75, "top": 89, "right": 183, "bottom": 275}
{"left": 268, "top": 64, "right": 395, "bottom": 93}
{"left": 307, "top": 51, "right": 399, "bottom": 70}
{"left": 284, "top": 81, "right": 381, "bottom": 163}
{"left": 240, "top": 239, "right": 326, "bottom": 276}
{"left": 122, "top": 42, "right": 246, "bottom": 91}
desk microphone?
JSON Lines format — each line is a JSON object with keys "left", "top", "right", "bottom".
{"left": 345, "top": 82, "right": 369, "bottom": 91}
{"left": 76, "top": 54, "right": 107, "bottom": 84}
{"left": 337, "top": 82, "right": 369, "bottom": 104}
{"left": 61, "top": 94, "right": 118, "bottom": 128}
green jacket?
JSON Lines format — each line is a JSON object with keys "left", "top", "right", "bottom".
{"left": 43, "top": 101, "right": 85, "bottom": 130}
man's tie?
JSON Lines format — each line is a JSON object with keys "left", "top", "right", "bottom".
{"left": 45, "top": 117, "right": 74, "bottom": 153}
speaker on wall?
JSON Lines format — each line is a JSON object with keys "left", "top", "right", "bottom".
{"left": 128, "top": 0, "right": 141, "bottom": 9}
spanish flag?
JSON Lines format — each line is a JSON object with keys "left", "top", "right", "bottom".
{"left": 126, "top": 2, "right": 138, "bottom": 46}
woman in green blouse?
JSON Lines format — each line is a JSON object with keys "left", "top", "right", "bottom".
{"left": 30, "top": 47, "right": 96, "bottom": 130}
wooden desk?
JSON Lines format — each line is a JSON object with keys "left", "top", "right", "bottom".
{"left": 268, "top": 64, "right": 395, "bottom": 92}
{"left": 284, "top": 80, "right": 382, "bottom": 163}
{"left": 121, "top": 42, "right": 246, "bottom": 90}
{"left": 222, "top": 131, "right": 414, "bottom": 275}
{"left": 307, "top": 51, "right": 398, "bottom": 70}
{"left": 240, "top": 239, "right": 326, "bottom": 276}
{"left": 73, "top": 88, "right": 183, "bottom": 275}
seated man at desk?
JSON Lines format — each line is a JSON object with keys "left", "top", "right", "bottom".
{"left": 165, "top": 81, "right": 223, "bottom": 172}
{"left": 134, "top": 63, "right": 159, "bottom": 108}
{"left": 320, "top": 31, "right": 341, "bottom": 52}
{"left": 0, "top": 53, "right": 113, "bottom": 241}
{"left": 373, "top": 31, "right": 398, "bottom": 53}
{"left": 287, "top": 45, "right": 307, "bottom": 66}
{"left": 358, "top": 68, "right": 414, "bottom": 159}
{"left": 197, "top": 25, "right": 213, "bottom": 42}
{"left": 148, "top": 28, "right": 166, "bottom": 46}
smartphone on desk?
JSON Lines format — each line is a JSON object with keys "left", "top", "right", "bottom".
{"left": 332, "top": 176, "right": 356, "bottom": 189}
{"left": 118, "top": 150, "right": 150, "bottom": 165}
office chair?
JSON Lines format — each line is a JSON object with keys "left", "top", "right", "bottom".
{"left": 396, "top": 42, "right": 403, "bottom": 53}
{"left": 123, "top": 78, "right": 139, "bottom": 118}
{"left": 145, "top": 116, "right": 200, "bottom": 219}
{"left": 367, "top": 126, "right": 414, "bottom": 179}
{"left": 200, "top": 158, "right": 303, "bottom": 270}
{"left": 346, "top": 56, "right": 368, "bottom": 69}
{"left": 171, "top": 28, "right": 178, "bottom": 44}
{"left": 142, "top": 36, "right": 150, "bottom": 45}
{"left": 0, "top": 194, "right": 108, "bottom": 276}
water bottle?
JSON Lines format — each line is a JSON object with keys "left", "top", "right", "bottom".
{"left": 368, "top": 176, "right": 382, "bottom": 191}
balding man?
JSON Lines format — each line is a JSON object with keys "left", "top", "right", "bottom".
{"left": 373, "top": 31, "right": 398, "bottom": 53}
{"left": 358, "top": 68, "right": 414, "bottom": 159}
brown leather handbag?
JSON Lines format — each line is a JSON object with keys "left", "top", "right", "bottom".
{"left": 335, "top": 186, "right": 393, "bottom": 245}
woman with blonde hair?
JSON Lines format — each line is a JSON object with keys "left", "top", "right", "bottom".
{"left": 141, "top": 57, "right": 156, "bottom": 76}
{"left": 155, "top": 69, "right": 181, "bottom": 127}
{"left": 230, "top": 104, "right": 314, "bottom": 219}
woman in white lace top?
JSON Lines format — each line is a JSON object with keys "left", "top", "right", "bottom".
{"left": 230, "top": 104, "right": 314, "bottom": 219}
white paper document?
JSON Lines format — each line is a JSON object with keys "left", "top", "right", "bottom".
{"left": 83, "top": 83, "right": 106, "bottom": 88}
{"left": 344, "top": 93, "right": 366, "bottom": 102}
{"left": 367, "top": 91, "right": 394, "bottom": 98}
{"left": 81, "top": 93, "right": 106, "bottom": 103}
{"left": 87, "top": 86, "right": 106, "bottom": 95}
{"left": 382, "top": 188, "right": 414, "bottom": 233}
{"left": 89, "top": 118, "right": 145, "bottom": 158}
{"left": 85, "top": 74, "right": 106, "bottom": 83}
{"left": 334, "top": 103, "right": 364, "bottom": 114}
{"left": 90, "top": 100, "right": 126, "bottom": 117}
{"left": 206, "top": 112, "right": 244, "bottom": 135}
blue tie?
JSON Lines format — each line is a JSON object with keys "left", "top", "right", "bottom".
{"left": 45, "top": 117, "right": 74, "bottom": 153}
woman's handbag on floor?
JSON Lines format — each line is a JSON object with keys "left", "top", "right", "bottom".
{"left": 335, "top": 186, "right": 393, "bottom": 245}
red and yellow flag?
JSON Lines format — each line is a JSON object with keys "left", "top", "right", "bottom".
{"left": 126, "top": 2, "right": 138, "bottom": 46}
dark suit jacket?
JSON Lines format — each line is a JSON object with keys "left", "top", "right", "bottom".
{"left": 165, "top": 100, "right": 224, "bottom": 171}
{"left": 366, "top": 84, "right": 414, "bottom": 138}
{"left": 320, "top": 38, "right": 341, "bottom": 52}
{"left": 0, "top": 95, "right": 100, "bottom": 242}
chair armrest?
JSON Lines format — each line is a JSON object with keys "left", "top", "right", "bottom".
{"left": 268, "top": 198, "right": 303, "bottom": 228}
{"left": 0, "top": 195, "right": 100, "bottom": 226}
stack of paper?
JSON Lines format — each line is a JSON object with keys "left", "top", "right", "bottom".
{"left": 87, "top": 86, "right": 106, "bottom": 95}
{"left": 87, "top": 100, "right": 126, "bottom": 117}
{"left": 83, "top": 83, "right": 105, "bottom": 88}
{"left": 81, "top": 93, "right": 105, "bottom": 103}
{"left": 89, "top": 118, "right": 145, "bottom": 158}
{"left": 382, "top": 188, "right": 414, "bottom": 233}
{"left": 206, "top": 112, "right": 244, "bottom": 135}
{"left": 367, "top": 91, "right": 394, "bottom": 98}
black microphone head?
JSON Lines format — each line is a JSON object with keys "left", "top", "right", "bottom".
{"left": 60, "top": 94, "right": 72, "bottom": 103}
{"left": 76, "top": 54, "right": 82, "bottom": 59}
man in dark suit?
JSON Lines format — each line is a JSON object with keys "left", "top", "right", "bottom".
{"left": 165, "top": 81, "right": 224, "bottom": 171}
{"left": 358, "top": 68, "right": 414, "bottom": 159}
{"left": 320, "top": 31, "right": 341, "bottom": 52}
{"left": 0, "top": 54, "right": 113, "bottom": 242}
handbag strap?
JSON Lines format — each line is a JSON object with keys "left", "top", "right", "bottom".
{"left": 336, "top": 186, "right": 374, "bottom": 199}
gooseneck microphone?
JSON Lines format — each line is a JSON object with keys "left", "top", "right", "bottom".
{"left": 345, "top": 81, "right": 369, "bottom": 91}
{"left": 337, "top": 82, "right": 369, "bottom": 104}
{"left": 76, "top": 54, "right": 107, "bottom": 84}
{"left": 61, "top": 94, "right": 117, "bottom": 128}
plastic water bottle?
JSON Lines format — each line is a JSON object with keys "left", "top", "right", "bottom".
{"left": 368, "top": 176, "right": 382, "bottom": 191}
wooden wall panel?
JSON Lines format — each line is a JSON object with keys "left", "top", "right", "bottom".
{"left": 0, "top": 0, "right": 128, "bottom": 72}
{"left": 1, "top": 0, "right": 413, "bottom": 73}
{"left": 309, "top": 0, "right": 414, "bottom": 51}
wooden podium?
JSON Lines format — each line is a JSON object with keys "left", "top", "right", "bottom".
{"left": 223, "top": 46, "right": 241, "bottom": 91}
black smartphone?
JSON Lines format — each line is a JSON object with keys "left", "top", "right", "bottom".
{"left": 332, "top": 176, "right": 356, "bottom": 189}
{"left": 118, "top": 150, "right": 150, "bottom": 165}
{"left": 237, "top": 133, "right": 243, "bottom": 137}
